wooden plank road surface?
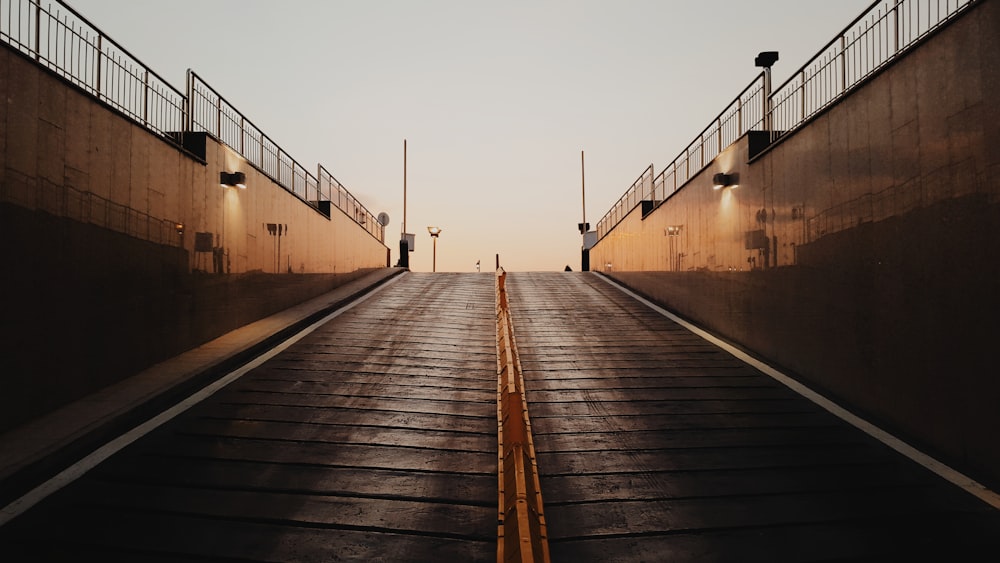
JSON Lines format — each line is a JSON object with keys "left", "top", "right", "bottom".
{"left": 0, "top": 272, "right": 498, "bottom": 562}
{"left": 505, "top": 272, "right": 1000, "bottom": 562}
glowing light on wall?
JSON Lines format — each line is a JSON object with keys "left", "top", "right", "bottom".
{"left": 220, "top": 171, "right": 247, "bottom": 189}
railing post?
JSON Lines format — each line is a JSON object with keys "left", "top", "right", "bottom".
{"left": 737, "top": 95, "right": 743, "bottom": 134}
{"left": 839, "top": 35, "right": 846, "bottom": 94}
{"left": 317, "top": 165, "right": 324, "bottom": 202}
{"left": 96, "top": 35, "right": 103, "bottom": 100}
{"left": 184, "top": 70, "right": 192, "bottom": 132}
{"left": 893, "top": 0, "right": 900, "bottom": 53}
{"left": 34, "top": 0, "right": 41, "bottom": 62}
{"left": 717, "top": 117, "right": 723, "bottom": 156}
{"left": 649, "top": 164, "right": 654, "bottom": 200}
{"left": 143, "top": 69, "right": 149, "bottom": 126}
{"left": 763, "top": 65, "right": 773, "bottom": 139}
{"left": 800, "top": 69, "right": 806, "bottom": 122}
{"left": 240, "top": 116, "right": 245, "bottom": 156}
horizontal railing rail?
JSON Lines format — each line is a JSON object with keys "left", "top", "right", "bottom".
{"left": 1, "top": 0, "right": 385, "bottom": 245}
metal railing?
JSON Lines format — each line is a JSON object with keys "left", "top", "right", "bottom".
{"left": 186, "top": 71, "right": 383, "bottom": 243}
{"left": 1, "top": 0, "right": 385, "bottom": 244}
{"left": 596, "top": 164, "right": 654, "bottom": 240}
{"left": 596, "top": 0, "right": 977, "bottom": 243}
{"left": 768, "top": 0, "right": 974, "bottom": 143}
{"left": 1, "top": 0, "right": 186, "bottom": 143}
{"left": 596, "top": 77, "right": 765, "bottom": 240}
{"left": 318, "top": 165, "right": 385, "bottom": 242}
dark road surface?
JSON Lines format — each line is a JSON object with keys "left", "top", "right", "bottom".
{"left": 506, "top": 272, "right": 1000, "bottom": 562}
{"left": 0, "top": 273, "right": 498, "bottom": 562}
{"left": 2, "top": 271, "right": 999, "bottom": 562}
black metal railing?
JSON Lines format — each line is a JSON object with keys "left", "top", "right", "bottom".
{"left": 596, "top": 76, "right": 766, "bottom": 240}
{"left": 0, "top": 0, "right": 186, "bottom": 142}
{"left": 768, "top": 0, "right": 974, "bottom": 143}
{"left": 185, "top": 72, "right": 383, "bottom": 243}
{"left": 318, "top": 165, "right": 384, "bottom": 241}
{"left": 1, "top": 0, "right": 384, "bottom": 244}
{"left": 596, "top": 0, "right": 977, "bottom": 243}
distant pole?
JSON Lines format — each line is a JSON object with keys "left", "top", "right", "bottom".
{"left": 581, "top": 150, "right": 586, "bottom": 230}
{"left": 428, "top": 226, "right": 441, "bottom": 273}
{"left": 399, "top": 139, "right": 409, "bottom": 268}
{"left": 580, "top": 150, "right": 590, "bottom": 272}
{"left": 403, "top": 139, "right": 407, "bottom": 236}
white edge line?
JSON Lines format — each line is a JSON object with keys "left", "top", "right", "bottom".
{"left": 595, "top": 272, "right": 1000, "bottom": 510}
{"left": 0, "top": 272, "right": 405, "bottom": 526}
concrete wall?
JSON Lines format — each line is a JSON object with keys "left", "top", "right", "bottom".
{"left": 0, "top": 43, "right": 389, "bottom": 432}
{"left": 591, "top": 0, "right": 1000, "bottom": 488}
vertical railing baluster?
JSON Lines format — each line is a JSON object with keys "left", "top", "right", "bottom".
{"left": 34, "top": 0, "right": 40, "bottom": 61}
{"left": 96, "top": 33, "right": 102, "bottom": 100}
{"left": 840, "top": 35, "right": 847, "bottom": 93}
{"left": 717, "top": 117, "right": 722, "bottom": 156}
{"left": 800, "top": 70, "right": 806, "bottom": 122}
{"left": 216, "top": 93, "right": 221, "bottom": 139}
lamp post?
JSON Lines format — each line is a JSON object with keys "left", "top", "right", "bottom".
{"left": 427, "top": 226, "right": 442, "bottom": 272}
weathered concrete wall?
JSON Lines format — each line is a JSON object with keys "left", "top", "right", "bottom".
{"left": 0, "top": 43, "right": 389, "bottom": 432}
{"left": 591, "top": 0, "right": 1000, "bottom": 488}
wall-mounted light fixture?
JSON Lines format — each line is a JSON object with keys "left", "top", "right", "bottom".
{"left": 712, "top": 173, "right": 734, "bottom": 190}
{"left": 174, "top": 222, "right": 185, "bottom": 235}
{"left": 666, "top": 225, "right": 682, "bottom": 236}
{"left": 220, "top": 171, "right": 247, "bottom": 189}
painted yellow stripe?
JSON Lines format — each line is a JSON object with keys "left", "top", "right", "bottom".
{"left": 496, "top": 269, "right": 550, "bottom": 563}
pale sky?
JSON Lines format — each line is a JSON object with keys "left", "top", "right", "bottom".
{"left": 68, "top": 0, "right": 872, "bottom": 272}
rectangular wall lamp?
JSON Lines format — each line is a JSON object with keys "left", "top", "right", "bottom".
{"left": 712, "top": 173, "right": 733, "bottom": 190}
{"left": 220, "top": 171, "right": 247, "bottom": 189}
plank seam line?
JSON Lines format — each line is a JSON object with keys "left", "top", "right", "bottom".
{"left": 0, "top": 273, "right": 407, "bottom": 527}
{"left": 595, "top": 272, "right": 1000, "bottom": 510}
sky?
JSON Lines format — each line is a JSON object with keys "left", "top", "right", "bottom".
{"left": 68, "top": 0, "right": 873, "bottom": 272}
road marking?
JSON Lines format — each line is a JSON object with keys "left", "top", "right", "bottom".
{"left": 596, "top": 273, "right": 1000, "bottom": 510}
{"left": 0, "top": 273, "right": 405, "bottom": 526}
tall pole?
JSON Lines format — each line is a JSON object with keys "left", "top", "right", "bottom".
{"left": 580, "top": 150, "right": 590, "bottom": 272}
{"left": 399, "top": 139, "right": 409, "bottom": 268}
{"left": 432, "top": 237, "right": 437, "bottom": 273}
{"left": 581, "top": 150, "right": 586, "bottom": 231}
{"left": 403, "top": 139, "right": 407, "bottom": 236}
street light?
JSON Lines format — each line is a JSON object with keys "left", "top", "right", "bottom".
{"left": 427, "top": 226, "right": 442, "bottom": 272}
